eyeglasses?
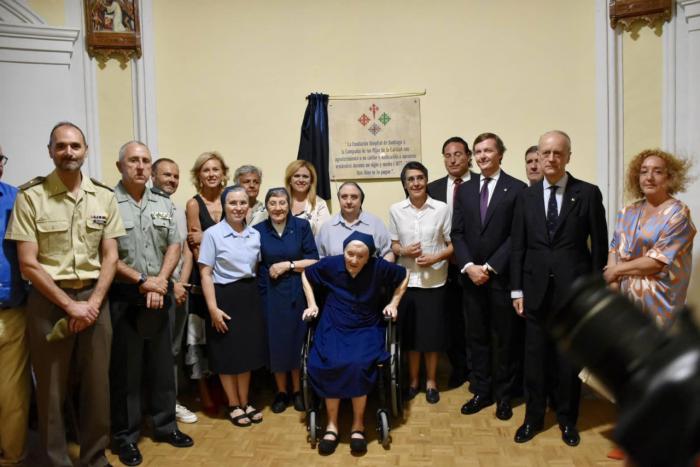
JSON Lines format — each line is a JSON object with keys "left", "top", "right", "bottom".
{"left": 0, "top": 155, "right": 7, "bottom": 167}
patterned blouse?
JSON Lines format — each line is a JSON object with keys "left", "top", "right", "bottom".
{"left": 610, "top": 199, "right": 696, "bottom": 325}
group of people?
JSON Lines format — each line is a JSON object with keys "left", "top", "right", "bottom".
{"left": 0, "top": 122, "right": 695, "bottom": 465}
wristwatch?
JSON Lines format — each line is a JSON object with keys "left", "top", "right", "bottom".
{"left": 289, "top": 261, "right": 296, "bottom": 271}
{"left": 137, "top": 272, "right": 147, "bottom": 286}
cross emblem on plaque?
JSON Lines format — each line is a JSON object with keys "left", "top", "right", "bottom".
{"left": 369, "top": 103, "right": 379, "bottom": 118}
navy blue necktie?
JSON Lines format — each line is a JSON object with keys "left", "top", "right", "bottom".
{"left": 546, "top": 185, "right": 559, "bottom": 239}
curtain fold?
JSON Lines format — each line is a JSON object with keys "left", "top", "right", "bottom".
{"left": 297, "top": 93, "right": 330, "bottom": 200}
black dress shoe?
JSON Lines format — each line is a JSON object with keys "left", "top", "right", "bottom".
{"left": 560, "top": 424, "right": 580, "bottom": 446}
{"left": 118, "top": 443, "right": 142, "bottom": 466}
{"left": 153, "top": 430, "right": 194, "bottom": 448}
{"left": 495, "top": 400, "right": 513, "bottom": 420}
{"left": 425, "top": 388, "right": 440, "bottom": 404}
{"left": 318, "top": 431, "right": 339, "bottom": 455}
{"left": 514, "top": 422, "right": 544, "bottom": 443}
{"left": 292, "top": 391, "right": 305, "bottom": 412}
{"left": 460, "top": 394, "right": 494, "bottom": 415}
{"left": 349, "top": 430, "right": 367, "bottom": 454}
{"left": 271, "top": 392, "right": 289, "bottom": 413}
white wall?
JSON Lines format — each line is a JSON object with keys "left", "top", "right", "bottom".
{"left": 0, "top": 0, "right": 99, "bottom": 186}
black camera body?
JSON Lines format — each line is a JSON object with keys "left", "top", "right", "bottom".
{"left": 549, "top": 276, "right": 700, "bottom": 467}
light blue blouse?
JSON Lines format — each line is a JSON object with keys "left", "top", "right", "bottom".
{"left": 198, "top": 220, "right": 260, "bottom": 284}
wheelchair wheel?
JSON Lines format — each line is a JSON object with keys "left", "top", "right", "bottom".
{"left": 386, "top": 320, "right": 403, "bottom": 418}
{"left": 376, "top": 409, "right": 391, "bottom": 447}
{"left": 307, "top": 409, "right": 318, "bottom": 447}
{"left": 301, "top": 326, "right": 314, "bottom": 412}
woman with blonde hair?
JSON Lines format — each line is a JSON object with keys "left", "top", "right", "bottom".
{"left": 284, "top": 160, "right": 330, "bottom": 234}
{"left": 183, "top": 151, "right": 230, "bottom": 415}
{"left": 604, "top": 148, "right": 696, "bottom": 326}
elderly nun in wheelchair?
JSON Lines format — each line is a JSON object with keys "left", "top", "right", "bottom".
{"left": 300, "top": 231, "right": 408, "bottom": 455}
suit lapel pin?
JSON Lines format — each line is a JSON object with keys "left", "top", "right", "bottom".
{"left": 503, "top": 188, "right": 508, "bottom": 192}
{"left": 571, "top": 197, "right": 576, "bottom": 202}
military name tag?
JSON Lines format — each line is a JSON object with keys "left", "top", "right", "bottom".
{"left": 90, "top": 214, "right": 107, "bottom": 225}
{"left": 151, "top": 212, "right": 171, "bottom": 221}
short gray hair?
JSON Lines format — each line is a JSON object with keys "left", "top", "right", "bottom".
{"left": 118, "top": 140, "right": 150, "bottom": 162}
{"left": 234, "top": 165, "right": 262, "bottom": 183}
{"left": 264, "top": 187, "right": 290, "bottom": 205}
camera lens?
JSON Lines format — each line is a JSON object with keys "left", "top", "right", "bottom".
{"left": 547, "top": 275, "right": 666, "bottom": 397}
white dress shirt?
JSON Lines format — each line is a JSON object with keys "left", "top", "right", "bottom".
{"left": 542, "top": 172, "right": 569, "bottom": 215}
{"left": 388, "top": 196, "right": 451, "bottom": 288}
{"left": 446, "top": 172, "right": 472, "bottom": 210}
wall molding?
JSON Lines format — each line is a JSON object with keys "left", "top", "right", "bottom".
{"left": 65, "top": 0, "right": 102, "bottom": 179}
{"left": 596, "top": 0, "right": 624, "bottom": 229}
{"left": 131, "top": 0, "right": 158, "bottom": 155}
{"left": 0, "top": 0, "right": 44, "bottom": 24}
{"left": 0, "top": 0, "right": 79, "bottom": 67}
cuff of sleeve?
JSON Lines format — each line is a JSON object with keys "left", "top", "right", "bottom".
{"left": 511, "top": 290, "right": 523, "bottom": 299}
{"left": 485, "top": 263, "right": 497, "bottom": 274}
{"left": 461, "top": 262, "right": 474, "bottom": 274}
{"left": 646, "top": 248, "right": 671, "bottom": 265}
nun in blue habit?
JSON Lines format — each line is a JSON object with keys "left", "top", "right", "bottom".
{"left": 301, "top": 231, "right": 408, "bottom": 455}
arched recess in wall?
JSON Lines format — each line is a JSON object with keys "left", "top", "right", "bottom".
{"left": 0, "top": 0, "right": 101, "bottom": 185}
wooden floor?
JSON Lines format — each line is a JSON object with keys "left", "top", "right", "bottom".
{"left": 28, "top": 370, "right": 622, "bottom": 466}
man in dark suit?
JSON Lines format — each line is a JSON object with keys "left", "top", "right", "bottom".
{"left": 427, "top": 136, "right": 478, "bottom": 388}
{"left": 451, "top": 133, "right": 526, "bottom": 421}
{"left": 510, "top": 130, "right": 608, "bottom": 447}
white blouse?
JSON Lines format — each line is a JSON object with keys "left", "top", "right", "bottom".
{"left": 388, "top": 196, "right": 451, "bottom": 288}
{"left": 293, "top": 198, "right": 330, "bottom": 235}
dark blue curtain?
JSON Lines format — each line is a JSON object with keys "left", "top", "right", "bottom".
{"left": 297, "top": 93, "right": 330, "bottom": 200}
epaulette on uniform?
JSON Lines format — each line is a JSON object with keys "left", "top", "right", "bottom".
{"left": 18, "top": 176, "right": 45, "bottom": 190}
{"left": 150, "top": 186, "right": 171, "bottom": 198}
{"left": 91, "top": 178, "right": 114, "bottom": 192}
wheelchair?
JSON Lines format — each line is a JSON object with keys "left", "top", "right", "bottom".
{"left": 300, "top": 315, "right": 403, "bottom": 448}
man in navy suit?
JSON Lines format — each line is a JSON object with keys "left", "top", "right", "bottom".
{"left": 510, "top": 130, "right": 607, "bottom": 446}
{"left": 427, "top": 136, "right": 478, "bottom": 388}
{"left": 451, "top": 133, "right": 526, "bottom": 421}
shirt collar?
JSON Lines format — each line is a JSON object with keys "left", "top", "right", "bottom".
{"left": 222, "top": 220, "right": 253, "bottom": 238}
{"left": 114, "top": 181, "right": 151, "bottom": 204}
{"left": 480, "top": 169, "right": 501, "bottom": 183}
{"left": 334, "top": 211, "right": 368, "bottom": 227}
{"left": 46, "top": 170, "right": 94, "bottom": 197}
{"left": 448, "top": 172, "right": 471, "bottom": 183}
{"left": 400, "top": 196, "right": 437, "bottom": 210}
{"left": 543, "top": 172, "right": 569, "bottom": 191}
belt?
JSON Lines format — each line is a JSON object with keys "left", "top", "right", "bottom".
{"left": 56, "top": 279, "right": 96, "bottom": 290}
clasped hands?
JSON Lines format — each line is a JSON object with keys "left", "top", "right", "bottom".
{"left": 138, "top": 275, "right": 168, "bottom": 309}
{"left": 401, "top": 242, "right": 439, "bottom": 267}
{"left": 65, "top": 299, "right": 101, "bottom": 333}
{"left": 465, "top": 264, "right": 490, "bottom": 286}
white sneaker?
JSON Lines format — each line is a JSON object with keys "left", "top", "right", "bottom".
{"left": 176, "top": 403, "right": 198, "bottom": 423}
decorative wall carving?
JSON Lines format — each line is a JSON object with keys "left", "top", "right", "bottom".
{"left": 609, "top": 0, "right": 673, "bottom": 30}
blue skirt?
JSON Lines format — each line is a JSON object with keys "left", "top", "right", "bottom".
{"left": 307, "top": 308, "right": 388, "bottom": 398}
